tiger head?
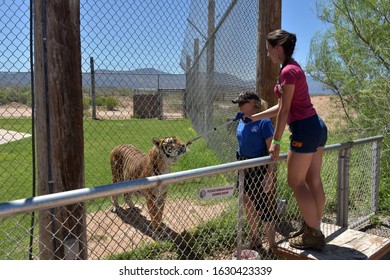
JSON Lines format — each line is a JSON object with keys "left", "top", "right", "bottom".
{"left": 152, "top": 136, "right": 190, "bottom": 160}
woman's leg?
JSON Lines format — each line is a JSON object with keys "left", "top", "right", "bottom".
{"left": 287, "top": 150, "right": 320, "bottom": 229}
{"left": 305, "top": 147, "right": 326, "bottom": 224}
{"left": 288, "top": 149, "right": 326, "bottom": 250}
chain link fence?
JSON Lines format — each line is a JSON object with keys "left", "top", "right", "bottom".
{"left": 0, "top": 137, "right": 385, "bottom": 260}
{"left": 0, "top": 137, "right": 381, "bottom": 259}
{"left": 0, "top": 1, "right": 388, "bottom": 260}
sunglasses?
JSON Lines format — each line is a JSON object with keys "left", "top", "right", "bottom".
{"left": 238, "top": 100, "right": 250, "bottom": 106}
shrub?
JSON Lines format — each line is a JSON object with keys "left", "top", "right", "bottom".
{"left": 105, "top": 97, "right": 118, "bottom": 111}
{"left": 83, "top": 97, "right": 91, "bottom": 109}
{"left": 94, "top": 97, "right": 106, "bottom": 107}
{"left": 83, "top": 97, "right": 119, "bottom": 111}
{"left": 0, "top": 89, "right": 32, "bottom": 106}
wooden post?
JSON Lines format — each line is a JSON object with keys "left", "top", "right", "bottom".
{"left": 256, "top": 0, "right": 281, "bottom": 113}
{"left": 34, "top": 0, "right": 87, "bottom": 259}
{"left": 256, "top": 0, "right": 281, "bottom": 220}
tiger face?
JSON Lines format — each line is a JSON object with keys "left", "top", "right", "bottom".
{"left": 153, "top": 136, "right": 188, "bottom": 160}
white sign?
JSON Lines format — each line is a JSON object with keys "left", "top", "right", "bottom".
{"left": 199, "top": 185, "right": 235, "bottom": 200}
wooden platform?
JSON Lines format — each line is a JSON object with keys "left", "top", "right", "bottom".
{"left": 275, "top": 223, "right": 390, "bottom": 260}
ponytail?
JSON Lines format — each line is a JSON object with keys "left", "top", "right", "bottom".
{"left": 267, "top": 29, "right": 297, "bottom": 61}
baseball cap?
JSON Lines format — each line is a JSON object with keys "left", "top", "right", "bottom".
{"left": 232, "top": 91, "right": 260, "bottom": 104}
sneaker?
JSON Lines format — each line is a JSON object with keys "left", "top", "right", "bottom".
{"left": 289, "top": 226, "right": 325, "bottom": 250}
{"left": 288, "top": 221, "right": 308, "bottom": 238}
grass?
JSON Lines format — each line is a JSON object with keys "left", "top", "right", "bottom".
{"left": 0, "top": 117, "right": 225, "bottom": 199}
{"left": 0, "top": 118, "right": 34, "bottom": 201}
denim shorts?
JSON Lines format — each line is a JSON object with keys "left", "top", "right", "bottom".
{"left": 288, "top": 114, "right": 328, "bottom": 153}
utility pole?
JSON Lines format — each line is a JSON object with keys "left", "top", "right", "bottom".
{"left": 256, "top": 0, "right": 281, "bottom": 113}
{"left": 256, "top": 0, "right": 282, "bottom": 219}
{"left": 34, "top": 0, "right": 87, "bottom": 259}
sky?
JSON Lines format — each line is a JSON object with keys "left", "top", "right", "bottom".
{"left": 281, "top": 0, "right": 329, "bottom": 67}
{"left": 181, "top": 0, "right": 329, "bottom": 81}
{"left": 0, "top": 0, "right": 329, "bottom": 73}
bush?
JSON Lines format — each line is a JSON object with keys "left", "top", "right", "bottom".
{"left": 105, "top": 97, "right": 118, "bottom": 111}
{"left": 83, "top": 97, "right": 91, "bottom": 109}
{"left": 94, "top": 97, "right": 106, "bottom": 106}
{"left": 84, "top": 97, "right": 119, "bottom": 111}
{"left": 0, "top": 88, "right": 32, "bottom": 106}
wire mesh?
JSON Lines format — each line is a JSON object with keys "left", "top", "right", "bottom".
{"left": 0, "top": 1, "right": 388, "bottom": 260}
{"left": 0, "top": 140, "right": 385, "bottom": 260}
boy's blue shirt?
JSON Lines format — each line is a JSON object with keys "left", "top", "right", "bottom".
{"left": 236, "top": 118, "right": 274, "bottom": 158}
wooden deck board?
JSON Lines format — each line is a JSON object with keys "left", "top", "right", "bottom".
{"left": 275, "top": 223, "right": 390, "bottom": 260}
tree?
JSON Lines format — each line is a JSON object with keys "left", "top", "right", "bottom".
{"left": 306, "top": 0, "right": 389, "bottom": 212}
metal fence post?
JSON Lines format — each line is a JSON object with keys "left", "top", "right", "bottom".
{"left": 236, "top": 169, "right": 244, "bottom": 260}
{"left": 371, "top": 140, "right": 381, "bottom": 213}
{"left": 90, "top": 56, "right": 97, "bottom": 120}
{"left": 157, "top": 74, "right": 163, "bottom": 119}
{"left": 337, "top": 147, "right": 350, "bottom": 227}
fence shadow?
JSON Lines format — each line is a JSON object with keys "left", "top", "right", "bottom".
{"left": 299, "top": 243, "right": 368, "bottom": 260}
{"left": 115, "top": 206, "right": 200, "bottom": 259}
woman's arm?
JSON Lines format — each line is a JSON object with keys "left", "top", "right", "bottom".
{"left": 264, "top": 136, "right": 275, "bottom": 193}
{"left": 269, "top": 84, "right": 294, "bottom": 160}
{"left": 250, "top": 104, "right": 279, "bottom": 121}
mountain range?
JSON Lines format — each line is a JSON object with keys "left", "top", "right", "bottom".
{"left": 0, "top": 68, "right": 333, "bottom": 95}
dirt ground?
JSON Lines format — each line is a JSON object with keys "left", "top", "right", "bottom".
{"left": 310, "top": 95, "right": 336, "bottom": 120}
{"left": 86, "top": 199, "right": 230, "bottom": 260}
{"left": 0, "top": 95, "right": 339, "bottom": 121}
{"left": 0, "top": 102, "right": 32, "bottom": 118}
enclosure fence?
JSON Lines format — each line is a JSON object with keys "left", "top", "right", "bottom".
{"left": 0, "top": 136, "right": 384, "bottom": 260}
{"left": 1, "top": 0, "right": 263, "bottom": 200}
{"left": 1, "top": 0, "right": 387, "bottom": 261}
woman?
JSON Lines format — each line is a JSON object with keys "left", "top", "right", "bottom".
{"left": 233, "top": 90, "right": 276, "bottom": 252}
{"left": 250, "top": 29, "right": 328, "bottom": 250}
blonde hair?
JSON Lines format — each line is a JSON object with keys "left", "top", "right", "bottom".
{"left": 253, "top": 98, "right": 268, "bottom": 113}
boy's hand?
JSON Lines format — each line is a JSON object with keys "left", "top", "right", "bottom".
{"left": 233, "top": 112, "right": 244, "bottom": 121}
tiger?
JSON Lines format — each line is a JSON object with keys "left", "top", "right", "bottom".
{"left": 109, "top": 136, "right": 190, "bottom": 232}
